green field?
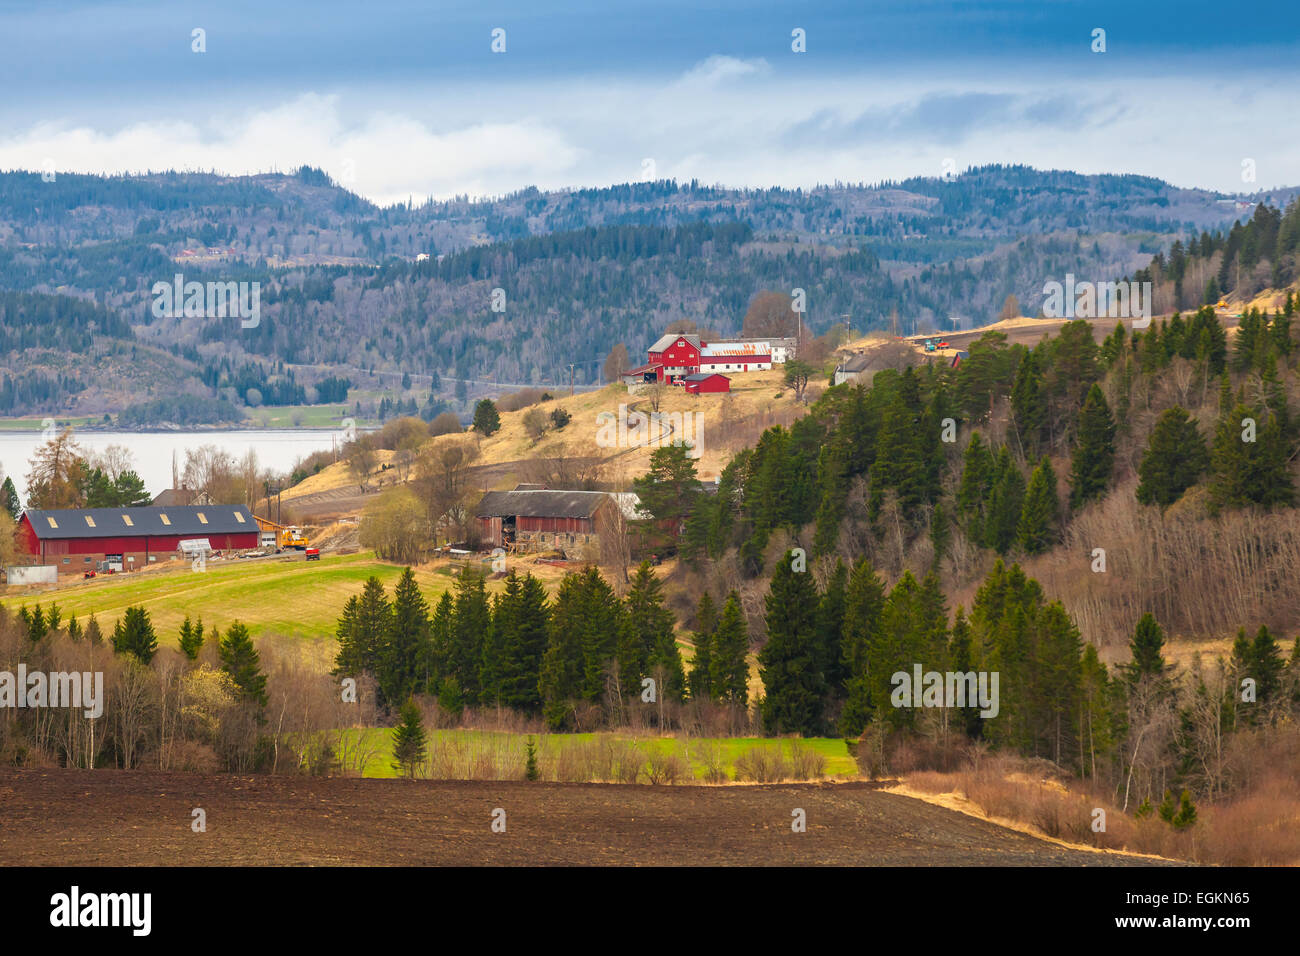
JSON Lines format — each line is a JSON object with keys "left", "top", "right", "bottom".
{"left": 0, "top": 415, "right": 107, "bottom": 431}
{"left": 244, "top": 404, "right": 351, "bottom": 429}
{"left": 1, "top": 551, "right": 460, "bottom": 646}
{"left": 349, "top": 728, "right": 857, "bottom": 781}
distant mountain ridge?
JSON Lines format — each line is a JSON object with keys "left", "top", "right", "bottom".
{"left": 0, "top": 164, "right": 1295, "bottom": 420}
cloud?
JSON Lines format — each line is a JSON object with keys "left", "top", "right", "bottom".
{"left": 676, "top": 55, "right": 770, "bottom": 87}
{"left": 0, "top": 94, "right": 583, "bottom": 204}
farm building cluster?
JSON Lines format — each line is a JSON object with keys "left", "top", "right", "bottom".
{"left": 622, "top": 333, "right": 797, "bottom": 392}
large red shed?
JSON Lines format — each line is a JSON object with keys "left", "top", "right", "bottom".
{"left": 17, "top": 505, "right": 260, "bottom": 572}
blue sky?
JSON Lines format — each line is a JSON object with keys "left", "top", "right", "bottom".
{"left": 1, "top": 0, "right": 1297, "bottom": 203}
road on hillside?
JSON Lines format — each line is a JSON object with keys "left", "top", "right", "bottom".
{"left": 0, "top": 769, "right": 1177, "bottom": 866}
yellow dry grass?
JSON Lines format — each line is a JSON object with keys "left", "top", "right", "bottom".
{"left": 282, "top": 371, "right": 806, "bottom": 503}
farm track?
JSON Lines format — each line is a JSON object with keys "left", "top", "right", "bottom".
{"left": 0, "top": 769, "right": 1177, "bottom": 866}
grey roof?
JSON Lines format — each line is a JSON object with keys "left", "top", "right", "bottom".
{"left": 838, "top": 354, "right": 873, "bottom": 373}
{"left": 476, "top": 490, "right": 612, "bottom": 519}
{"left": 648, "top": 333, "right": 700, "bottom": 353}
{"left": 23, "top": 505, "right": 257, "bottom": 539}
{"left": 683, "top": 372, "right": 728, "bottom": 382}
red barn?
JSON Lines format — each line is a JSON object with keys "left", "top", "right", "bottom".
{"left": 475, "top": 490, "right": 620, "bottom": 557}
{"left": 17, "top": 505, "right": 260, "bottom": 573}
{"left": 683, "top": 372, "right": 730, "bottom": 394}
{"left": 646, "top": 333, "right": 702, "bottom": 383}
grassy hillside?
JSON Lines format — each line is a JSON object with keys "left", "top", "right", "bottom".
{"left": 0, "top": 551, "right": 465, "bottom": 646}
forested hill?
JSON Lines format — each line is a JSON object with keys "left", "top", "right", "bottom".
{"left": 0, "top": 163, "right": 1296, "bottom": 419}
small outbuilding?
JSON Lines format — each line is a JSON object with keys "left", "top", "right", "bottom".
{"left": 682, "top": 372, "right": 730, "bottom": 394}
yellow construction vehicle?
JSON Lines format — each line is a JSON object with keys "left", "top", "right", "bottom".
{"left": 279, "top": 527, "right": 310, "bottom": 550}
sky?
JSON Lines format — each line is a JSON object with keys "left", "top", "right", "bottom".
{"left": 0, "top": 0, "right": 1297, "bottom": 205}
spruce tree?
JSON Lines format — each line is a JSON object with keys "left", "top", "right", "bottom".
{"left": 687, "top": 592, "right": 718, "bottom": 701}
{"left": 219, "top": 621, "right": 268, "bottom": 708}
{"left": 1, "top": 476, "right": 19, "bottom": 520}
{"left": 984, "top": 447, "right": 1025, "bottom": 554}
{"left": 472, "top": 399, "right": 501, "bottom": 435}
{"left": 816, "top": 560, "right": 849, "bottom": 692}
{"left": 1017, "top": 455, "right": 1059, "bottom": 554}
{"left": 1124, "top": 613, "right": 1169, "bottom": 685}
{"left": 956, "top": 433, "right": 994, "bottom": 541}
{"left": 391, "top": 699, "right": 427, "bottom": 779}
{"left": 178, "top": 616, "right": 204, "bottom": 660}
{"left": 111, "top": 606, "right": 158, "bottom": 664}
{"left": 1068, "top": 384, "right": 1116, "bottom": 509}
{"left": 494, "top": 572, "right": 549, "bottom": 713}
{"left": 758, "top": 552, "right": 825, "bottom": 735}
{"left": 1010, "top": 351, "right": 1046, "bottom": 455}
{"left": 382, "top": 567, "right": 431, "bottom": 708}
{"left": 840, "top": 558, "right": 886, "bottom": 735}
{"left": 1136, "top": 406, "right": 1208, "bottom": 507}
{"left": 451, "top": 566, "right": 491, "bottom": 705}
{"left": 333, "top": 577, "right": 391, "bottom": 679}
{"left": 709, "top": 593, "right": 750, "bottom": 707}
{"left": 624, "top": 563, "right": 685, "bottom": 704}
{"left": 539, "top": 571, "right": 596, "bottom": 728}
{"left": 85, "top": 614, "right": 103, "bottom": 645}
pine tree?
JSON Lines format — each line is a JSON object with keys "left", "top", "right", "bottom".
{"left": 472, "top": 399, "right": 501, "bottom": 435}
{"left": 632, "top": 441, "right": 702, "bottom": 529}
{"left": 1068, "top": 384, "right": 1116, "bottom": 509}
{"left": 1136, "top": 406, "right": 1208, "bottom": 507}
{"left": 66, "top": 615, "right": 82, "bottom": 643}
{"left": 84, "top": 614, "right": 103, "bottom": 645}
{"left": 1016, "top": 456, "right": 1059, "bottom": 554}
{"left": 687, "top": 592, "right": 718, "bottom": 701}
{"left": 219, "top": 621, "right": 268, "bottom": 708}
{"left": 111, "top": 606, "right": 158, "bottom": 664}
{"left": 391, "top": 698, "right": 427, "bottom": 779}
{"left": 709, "top": 593, "right": 750, "bottom": 707}
{"left": 759, "top": 551, "right": 825, "bottom": 735}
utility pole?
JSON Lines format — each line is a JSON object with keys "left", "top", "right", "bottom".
{"left": 568, "top": 364, "right": 575, "bottom": 396}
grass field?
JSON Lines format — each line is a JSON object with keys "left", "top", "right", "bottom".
{"left": 350, "top": 728, "right": 857, "bottom": 781}
{"left": 244, "top": 404, "right": 350, "bottom": 429}
{"left": 0, "top": 551, "right": 465, "bottom": 646}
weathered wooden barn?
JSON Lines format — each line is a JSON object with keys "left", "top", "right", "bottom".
{"left": 475, "top": 490, "right": 620, "bottom": 557}
{"left": 17, "top": 505, "right": 259, "bottom": 572}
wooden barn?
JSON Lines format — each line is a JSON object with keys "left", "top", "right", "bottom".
{"left": 17, "top": 505, "right": 259, "bottom": 572}
{"left": 475, "top": 490, "right": 620, "bottom": 558}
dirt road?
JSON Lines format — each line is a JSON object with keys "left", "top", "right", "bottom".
{"left": 0, "top": 769, "right": 1173, "bottom": 866}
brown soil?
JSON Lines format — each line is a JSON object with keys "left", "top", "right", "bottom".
{"left": 0, "top": 769, "right": 1176, "bottom": 866}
